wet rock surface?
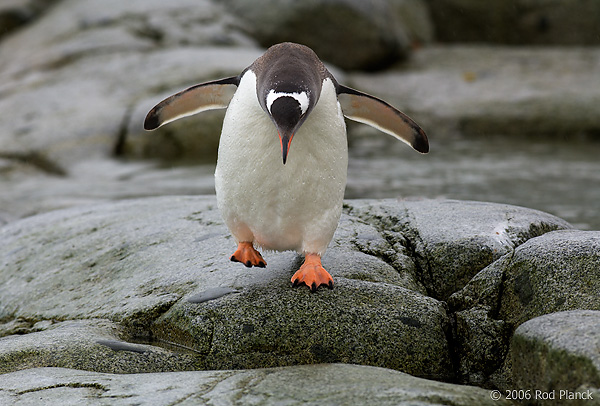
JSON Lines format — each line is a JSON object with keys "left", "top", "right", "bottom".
{"left": 346, "top": 199, "right": 572, "bottom": 301}
{"left": 0, "top": 364, "right": 511, "bottom": 406}
{"left": 511, "top": 311, "right": 600, "bottom": 405}
{"left": 449, "top": 230, "right": 600, "bottom": 389}
{"left": 0, "top": 196, "right": 458, "bottom": 378}
{"left": 2, "top": 195, "right": 596, "bottom": 403}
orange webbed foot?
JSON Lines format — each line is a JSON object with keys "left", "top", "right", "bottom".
{"left": 291, "top": 254, "right": 333, "bottom": 293}
{"left": 230, "top": 242, "right": 266, "bottom": 268}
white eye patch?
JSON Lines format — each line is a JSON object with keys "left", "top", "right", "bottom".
{"left": 266, "top": 90, "right": 309, "bottom": 115}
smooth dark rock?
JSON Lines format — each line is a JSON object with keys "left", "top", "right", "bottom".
{"left": 96, "top": 339, "right": 148, "bottom": 354}
{"left": 220, "top": 0, "right": 430, "bottom": 70}
{"left": 429, "top": 0, "right": 600, "bottom": 45}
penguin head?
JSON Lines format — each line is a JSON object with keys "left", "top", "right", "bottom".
{"left": 252, "top": 43, "right": 328, "bottom": 164}
{"left": 265, "top": 89, "right": 310, "bottom": 164}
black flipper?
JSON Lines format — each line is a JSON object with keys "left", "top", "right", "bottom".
{"left": 337, "top": 85, "right": 428, "bottom": 153}
{"left": 144, "top": 76, "right": 239, "bottom": 131}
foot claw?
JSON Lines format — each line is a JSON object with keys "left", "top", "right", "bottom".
{"left": 230, "top": 242, "right": 266, "bottom": 268}
{"left": 290, "top": 254, "right": 333, "bottom": 293}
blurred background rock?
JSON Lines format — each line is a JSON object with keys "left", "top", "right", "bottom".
{"left": 1, "top": 0, "right": 599, "bottom": 229}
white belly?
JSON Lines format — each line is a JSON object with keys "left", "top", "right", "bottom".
{"left": 214, "top": 72, "right": 348, "bottom": 255}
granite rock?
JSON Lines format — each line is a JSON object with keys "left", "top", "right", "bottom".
{"left": 0, "top": 364, "right": 511, "bottom": 406}
{"left": 0, "top": 196, "right": 455, "bottom": 379}
{"left": 0, "top": 320, "right": 199, "bottom": 374}
{"left": 449, "top": 230, "right": 600, "bottom": 388}
{"left": 512, "top": 310, "right": 600, "bottom": 405}
{"left": 345, "top": 198, "right": 572, "bottom": 300}
{"left": 0, "top": 196, "right": 572, "bottom": 381}
{"left": 499, "top": 231, "right": 600, "bottom": 326}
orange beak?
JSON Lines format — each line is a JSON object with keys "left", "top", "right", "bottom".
{"left": 278, "top": 131, "right": 294, "bottom": 165}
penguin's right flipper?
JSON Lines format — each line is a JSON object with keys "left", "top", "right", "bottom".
{"left": 337, "top": 85, "right": 429, "bottom": 153}
{"left": 144, "top": 76, "right": 239, "bottom": 131}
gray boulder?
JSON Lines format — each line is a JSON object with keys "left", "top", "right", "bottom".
{"left": 0, "top": 364, "right": 511, "bottom": 406}
{"left": 346, "top": 199, "right": 572, "bottom": 300}
{"left": 452, "top": 307, "right": 512, "bottom": 387}
{"left": 429, "top": 0, "right": 600, "bottom": 45}
{"left": 450, "top": 230, "right": 600, "bottom": 387}
{"left": 0, "top": 196, "right": 572, "bottom": 381}
{"left": 498, "top": 231, "right": 600, "bottom": 326}
{"left": 0, "top": 320, "right": 199, "bottom": 374}
{"left": 512, "top": 311, "right": 600, "bottom": 405}
{"left": 154, "top": 280, "right": 452, "bottom": 378}
{"left": 219, "top": 0, "right": 432, "bottom": 71}
{"left": 0, "top": 196, "right": 453, "bottom": 380}
{"left": 0, "top": 0, "right": 261, "bottom": 170}
{"left": 348, "top": 46, "right": 600, "bottom": 138}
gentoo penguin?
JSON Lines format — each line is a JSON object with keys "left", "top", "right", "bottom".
{"left": 144, "top": 42, "right": 428, "bottom": 292}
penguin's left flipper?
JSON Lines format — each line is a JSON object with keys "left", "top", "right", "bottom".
{"left": 144, "top": 76, "right": 239, "bottom": 131}
{"left": 337, "top": 85, "right": 429, "bottom": 153}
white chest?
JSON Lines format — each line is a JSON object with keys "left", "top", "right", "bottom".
{"left": 214, "top": 71, "right": 347, "bottom": 254}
